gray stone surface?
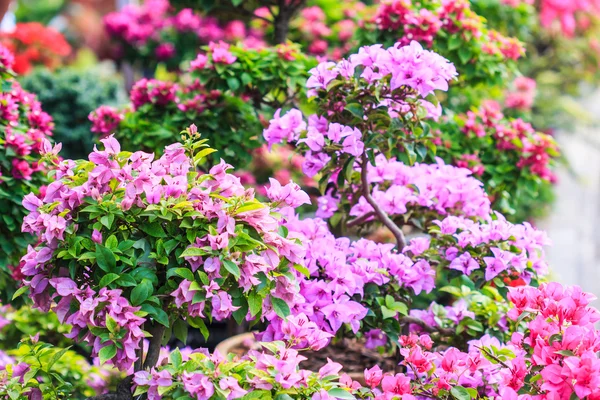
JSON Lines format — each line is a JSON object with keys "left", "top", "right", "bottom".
{"left": 538, "top": 91, "right": 600, "bottom": 297}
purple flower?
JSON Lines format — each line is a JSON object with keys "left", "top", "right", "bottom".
{"left": 307, "top": 62, "right": 339, "bottom": 90}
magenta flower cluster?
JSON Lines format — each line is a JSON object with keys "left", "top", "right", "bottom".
{"left": 348, "top": 155, "right": 491, "bottom": 221}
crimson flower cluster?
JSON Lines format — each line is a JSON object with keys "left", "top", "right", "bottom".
{"left": 373, "top": 0, "right": 524, "bottom": 60}
{"left": 0, "top": 46, "right": 53, "bottom": 292}
{"left": 104, "top": 0, "right": 264, "bottom": 68}
{"left": 0, "top": 23, "right": 71, "bottom": 75}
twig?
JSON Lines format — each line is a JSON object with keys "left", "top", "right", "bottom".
{"left": 347, "top": 211, "right": 376, "bottom": 228}
{"left": 399, "top": 316, "right": 454, "bottom": 336}
{"left": 360, "top": 154, "right": 407, "bottom": 251}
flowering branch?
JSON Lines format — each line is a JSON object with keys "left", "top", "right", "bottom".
{"left": 360, "top": 153, "right": 406, "bottom": 251}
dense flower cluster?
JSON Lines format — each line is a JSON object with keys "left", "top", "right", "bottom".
{"left": 264, "top": 42, "right": 457, "bottom": 179}
{"left": 538, "top": 0, "right": 600, "bottom": 37}
{"left": 89, "top": 105, "right": 124, "bottom": 136}
{"left": 133, "top": 342, "right": 353, "bottom": 399}
{"left": 373, "top": 0, "right": 524, "bottom": 59}
{"left": 458, "top": 100, "right": 557, "bottom": 181}
{"left": 349, "top": 156, "right": 491, "bottom": 221}
{"left": 0, "top": 23, "right": 71, "bottom": 75}
{"left": 0, "top": 60, "right": 53, "bottom": 296}
{"left": 18, "top": 133, "right": 308, "bottom": 371}
{"left": 505, "top": 76, "right": 537, "bottom": 111}
{"left": 104, "top": 0, "right": 264, "bottom": 68}
{"left": 288, "top": 2, "right": 365, "bottom": 59}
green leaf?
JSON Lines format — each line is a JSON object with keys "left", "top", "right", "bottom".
{"left": 106, "top": 315, "right": 118, "bottom": 333}
{"left": 223, "top": 259, "right": 241, "bottom": 279}
{"left": 173, "top": 319, "right": 188, "bottom": 344}
{"left": 188, "top": 317, "right": 209, "bottom": 341}
{"left": 152, "top": 307, "right": 170, "bottom": 327}
{"left": 380, "top": 305, "right": 396, "bottom": 320}
{"left": 99, "top": 344, "right": 117, "bottom": 364}
{"left": 236, "top": 202, "right": 265, "bottom": 214}
{"left": 46, "top": 347, "right": 71, "bottom": 371}
{"left": 327, "top": 388, "right": 355, "bottom": 399}
{"left": 96, "top": 244, "right": 117, "bottom": 272}
{"left": 242, "top": 391, "right": 272, "bottom": 400}
{"left": 166, "top": 268, "right": 195, "bottom": 282}
{"left": 458, "top": 47, "right": 472, "bottom": 64}
{"left": 180, "top": 246, "right": 206, "bottom": 258}
{"left": 555, "top": 350, "right": 575, "bottom": 357}
{"left": 105, "top": 235, "right": 118, "bottom": 250}
{"left": 227, "top": 77, "right": 240, "bottom": 91}
{"left": 130, "top": 279, "right": 153, "bottom": 306}
{"left": 170, "top": 348, "right": 183, "bottom": 369}
{"left": 451, "top": 386, "right": 473, "bottom": 400}
{"left": 99, "top": 273, "right": 120, "bottom": 288}
{"left": 345, "top": 103, "right": 364, "bottom": 119}
{"left": 271, "top": 297, "right": 290, "bottom": 319}
{"left": 12, "top": 286, "right": 28, "bottom": 300}
{"left": 248, "top": 291, "right": 262, "bottom": 317}
{"left": 141, "top": 221, "right": 167, "bottom": 238}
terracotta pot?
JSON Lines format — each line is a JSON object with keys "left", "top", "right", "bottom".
{"left": 215, "top": 333, "right": 366, "bottom": 386}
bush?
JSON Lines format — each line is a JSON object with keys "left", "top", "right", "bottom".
{"left": 19, "top": 67, "right": 125, "bottom": 160}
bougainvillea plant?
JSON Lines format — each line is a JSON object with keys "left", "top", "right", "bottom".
{"left": 357, "top": 0, "right": 525, "bottom": 93}
{"left": 15, "top": 127, "right": 309, "bottom": 377}
{"left": 89, "top": 78, "right": 261, "bottom": 168}
{"left": 189, "top": 41, "right": 316, "bottom": 111}
{"left": 0, "top": 22, "right": 71, "bottom": 75}
{"left": 103, "top": 0, "right": 264, "bottom": 72}
{"left": 0, "top": 45, "right": 53, "bottom": 303}
{"left": 432, "top": 99, "right": 560, "bottom": 220}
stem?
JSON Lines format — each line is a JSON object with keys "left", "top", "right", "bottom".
{"left": 272, "top": 0, "right": 306, "bottom": 44}
{"left": 143, "top": 323, "right": 167, "bottom": 370}
{"left": 86, "top": 376, "right": 134, "bottom": 400}
{"left": 360, "top": 154, "right": 407, "bottom": 251}
{"left": 399, "top": 316, "right": 454, "bottom": 336}
{"left": 347, "top": 211, "right": 376, "bottom": 228}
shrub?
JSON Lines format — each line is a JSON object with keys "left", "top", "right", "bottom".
{"left": 19, "top": 67, "right": 125, "bottom": 160}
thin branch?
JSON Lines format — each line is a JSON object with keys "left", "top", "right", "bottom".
{"left": 399, "top": 316, "right": 454, "bottom": 336}
{"left": 347, "top": 211, "right": 376, "bottom": 228}
{"left": 360, "top": 153, "right": 407, "bottom": 251}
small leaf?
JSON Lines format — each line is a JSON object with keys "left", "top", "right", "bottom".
{"left": 248, "top": 291, "right": 262, "bottom": 317}
{"left": 141, "top": 221, "right": 167, "bottom": 238}
{"left": 130, "top": 279, "right": 153, "bottom": 306}
{"left": 223, "top": 259, "right": 241, "bottom": 279}
{"left": 173, "top": 319, "right": 188, "bottom": 344}
{"left": 450, "top": 386, "right": 472, "bottom": 400}
{"left": 180, "top": 246, "right": 206, "bottom": 258}
{"left": 99, "top": 344, "right": 117, "bottom": 364}
{"left": 99, "top": 273, "right": 120, "bottom": 288}
{"left": 271, "top": 297, "right": 290, "bottom": 319}
{"left": 12, "top": 286, "right": 28, "bottom": 300}
{"left": 106, "top": 315, "right": 118, "bottom": 333}
{"left": 327, "top": 388, "right": 355, "bottom": 399}
{"left": 96, "top": 244, "right": 117, "bottom": 272}
{"left": 451, "top": 386, "right": 473, "bottom": 400}
{"left": 166, "top": 268, "right": 195, "bottom": 281}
